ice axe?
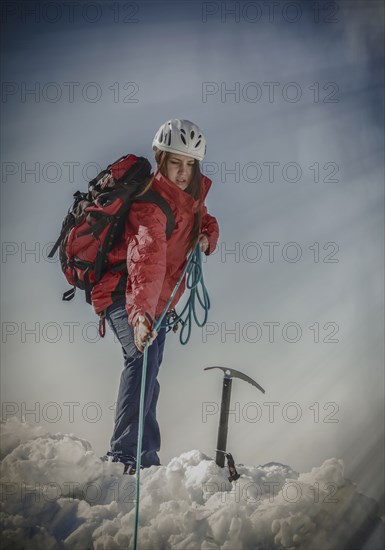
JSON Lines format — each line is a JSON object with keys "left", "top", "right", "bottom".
{"left": 204, "top": 366, "right": 265, "bottom": 477}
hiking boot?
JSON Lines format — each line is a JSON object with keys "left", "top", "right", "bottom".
{"left": 123, "top": 463, "right": 137, "bottom": 475}
{"left": 101, "top": 451, "right": 137, "bottom": 475}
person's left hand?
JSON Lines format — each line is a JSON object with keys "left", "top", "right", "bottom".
{"left": 199, "top": 233, "right": 209, "bottom": 253}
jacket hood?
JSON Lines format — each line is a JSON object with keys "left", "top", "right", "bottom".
{"left": 151, "top": 172, "right": 213, "bottom": 211}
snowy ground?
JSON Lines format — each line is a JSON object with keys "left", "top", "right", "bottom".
{"left": 0, "top": 417, "right": 383, "bottom": 550}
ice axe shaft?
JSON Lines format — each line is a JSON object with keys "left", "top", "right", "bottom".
{"left": 216, "top": 376, "right": 232, "bottom": 468}
{"left": 204, "top": 366, "right": 265, "bottom": 469}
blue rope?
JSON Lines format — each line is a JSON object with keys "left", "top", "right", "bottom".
{"left": 160, "top": 245, "right": 211, "bottom": 344}
{"left": 133, "top": 243, "right": 209, "bottom": 550}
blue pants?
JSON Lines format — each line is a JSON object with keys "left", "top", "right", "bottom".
{"left": 105, "top": 299, "right": 167, "bottom": 468}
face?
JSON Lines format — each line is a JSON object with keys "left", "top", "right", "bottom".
{"left": 164, "top": 153, "right": 195, "bottom": 191}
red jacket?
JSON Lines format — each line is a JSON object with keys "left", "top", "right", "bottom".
{"left": 91, "top": 171, "right": 219, "bottom": 326}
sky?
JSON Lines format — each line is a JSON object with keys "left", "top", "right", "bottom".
{"left": 1, "top": 0, "right": 384, "bottom": 539}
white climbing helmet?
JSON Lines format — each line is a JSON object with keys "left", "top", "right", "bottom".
{"left": 152, "top": 119, "right": 206, "bottom": 161}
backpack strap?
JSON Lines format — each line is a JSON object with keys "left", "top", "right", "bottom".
{"left": 48, "top": 191, "right": 86, "bottom": 258}
{"left": 93, "top": 189, "right": 175, "bottom": 283}
{"left": 133, "top": 189, "right": 175, "bottom": 239}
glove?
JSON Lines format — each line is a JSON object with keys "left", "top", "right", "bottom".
{"left": 199, "top": 232, "right": 209, "bottom": 253}
{"left": 134, "top": 315, "right": 158, "bottom": 353}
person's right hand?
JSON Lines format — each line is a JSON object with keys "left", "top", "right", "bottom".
{"left": 134, "top": 316, "right": 158, "bottom": 353}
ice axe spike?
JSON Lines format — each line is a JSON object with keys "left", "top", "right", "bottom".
{"left": 204, "top": 366, "right": 265, "bottom": 468}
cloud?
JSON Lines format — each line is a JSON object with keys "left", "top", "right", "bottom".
{"left": 1, "top": 417, "right": 383, "bottom": 549}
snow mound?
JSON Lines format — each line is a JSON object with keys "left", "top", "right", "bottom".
{"left": 0, "top": 418, "right": 383, "bottom": 549}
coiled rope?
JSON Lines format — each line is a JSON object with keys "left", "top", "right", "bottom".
{"left": 161, "top": 246, "right": 210, "bottom": 344}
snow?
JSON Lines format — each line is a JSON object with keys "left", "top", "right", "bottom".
{"left": 0, "top": 417, "right": 383, "bottom": 549}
